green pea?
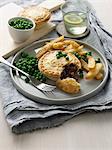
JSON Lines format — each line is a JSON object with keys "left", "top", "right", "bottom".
{"left": 81, "top": 55, "right": 88, "bottom": 63}
{"left": 22, "top": 66, "right": 26, "bottom": 71}
{"left": 60, "top": 53, "right": 64, "bottom": 57}
{"left": 86, "top": 52, "right": 92, "bottom": 56}
{"left": 80, "top": 73, "right": 83, "bottom": 78}
{"left": 95, "top": 58, "right": 101, "bottom": 63}
{"left": 17, "top": 65, "right": 21, "bottom": 69}
{"left": 42, "top": 77, "right": 46, "bottom": 82}
{"left": 56, "top": 54, "right": 60, "bottom": 59}
{"left": 78, "top": 69, "right": 84, "bottom": 78}
{"left": 25, "top": 26, "right": 29, "bottom": 29}
{"left": 21, "top": 52, "right": 28, "bottom": 58}
{"left": 58, "top": 51, "right": 62, "bottom": 54}
{"left": 63, "top": 53, "right": 67, "bottom": 57}
{"left": 77, "top": 55, "right": 81, "bottom": 60}
{"left": 66, "top": 56, "right": 69, "bottom": 61}
{"left": 25, "top": 77, "right": 30, "bottom": 83}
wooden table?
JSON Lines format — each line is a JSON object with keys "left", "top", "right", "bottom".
{"left": 0, "top": 0, "right": 112, "bottom": 150}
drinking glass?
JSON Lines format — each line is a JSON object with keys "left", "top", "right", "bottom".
{"left": 61, "top": 0, "right": 90, "bottom": 35}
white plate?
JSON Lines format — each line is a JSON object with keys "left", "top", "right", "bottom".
{"left": 10, "top": 38, "right": 109, "bottom": 105}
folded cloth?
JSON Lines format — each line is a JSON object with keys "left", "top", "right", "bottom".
{"left": 1, "top": 0, "right": 112, "bottom": 134}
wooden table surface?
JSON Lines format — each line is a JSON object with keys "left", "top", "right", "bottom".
{"left": 0, "top": 0, "right": 112, "bottom": 150}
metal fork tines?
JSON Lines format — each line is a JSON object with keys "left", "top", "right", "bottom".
{"left": 36, "top": 83, "right": 56, "bottom": 92}
{"left": 36, "top": 83, "right": 56, "bottom": 97}
{"left": 43, "top": 91, "right": 56, "bottom": 98}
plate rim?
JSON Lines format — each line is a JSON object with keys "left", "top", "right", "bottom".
{"left": 10, "top": 38, "right": 109, "bottom": 104}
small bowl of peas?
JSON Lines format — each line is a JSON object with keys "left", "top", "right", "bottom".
{"left": 8, "top": 17, "right": 36, "bottom": 43}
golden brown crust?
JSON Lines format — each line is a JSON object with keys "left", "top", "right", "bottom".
{"left": 67, "top": 52, "right": 81, "bottom": 69}
{"left": 36, "top": 36, "right": 64, "bottom": 59}
{"left": 38, "top": 50, "right": 67, "bottom": 81}
{"left": 56, "top": 78, "right": 80, "bottom": 94}
{"left": 36, "top": 43, "right": 53, "bottom": 60}
{"left": 19, "top": 5, "right": 51, "bottom": 29}
{"left": 38, "top": 50, "right": 81, "bottom": 81}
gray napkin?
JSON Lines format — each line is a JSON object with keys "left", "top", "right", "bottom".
{"left": 1, "top": 1, "right": 112, "bottom": 134}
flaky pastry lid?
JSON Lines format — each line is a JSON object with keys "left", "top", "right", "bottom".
{"left": 19, "top": 5, "right": 51, "bottom": 24}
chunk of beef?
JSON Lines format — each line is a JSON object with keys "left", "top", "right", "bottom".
{"left": 60, "top": 63, "right": 79, "bottom": 81}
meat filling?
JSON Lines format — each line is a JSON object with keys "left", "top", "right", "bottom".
{"left": 60, "top": 63, "right": 79, "bottom": 81}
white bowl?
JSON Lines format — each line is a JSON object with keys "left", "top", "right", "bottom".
{"left": 8, "top": 17, "right": 36, "bottom": 43}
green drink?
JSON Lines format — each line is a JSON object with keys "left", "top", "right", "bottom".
{"left": 64, "top": 11, "right": 88, "bottom": 35}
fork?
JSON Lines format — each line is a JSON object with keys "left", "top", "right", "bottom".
{"left": 0, "top": 56, "right": 56, "bottom": 94}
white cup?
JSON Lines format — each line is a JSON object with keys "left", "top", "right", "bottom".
{"left": 8, "top": 17, "right": 36, "bottom": 43}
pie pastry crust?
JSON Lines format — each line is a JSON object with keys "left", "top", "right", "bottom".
{"left": 38, "top": 50, "right": 81, "bottom": 81}
{"left": 56, "top": 78, "right": 80, "bottom": 94}
{"left": 19, "top": 6, "right": 51, "bottom": 29}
